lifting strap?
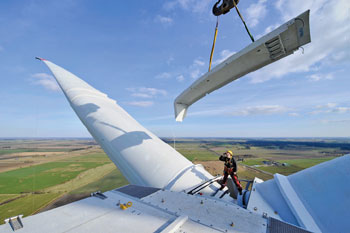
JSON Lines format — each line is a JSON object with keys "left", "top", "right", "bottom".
{"left": 208, "top": 17, "right": 219, "bottom": 72}
{"left": 208, "top": 1, "right": 255, "bottom": 72}
{"left": 232, "top": 0, "right": 255, "bottom": 42}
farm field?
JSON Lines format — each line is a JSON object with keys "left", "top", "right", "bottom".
{"left": 165, "top": 138, "right": 349, "bottom": 176}
{"left": 0, "top": 138, "right": 349, "bottom": 224}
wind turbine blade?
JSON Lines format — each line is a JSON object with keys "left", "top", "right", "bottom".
{"left": 38, "top": 59, "right": 215, "bottom": 191}
{"left": 174, "top": 10, "right": 311, "bottom": 122}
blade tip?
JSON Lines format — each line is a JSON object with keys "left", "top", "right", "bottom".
{"left": 35, "top": 57, "right": 47, "bottom": 61}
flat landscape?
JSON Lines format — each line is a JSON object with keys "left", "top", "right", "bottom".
{"left": 0, "top": 138, "right": 349, "bottom": 224}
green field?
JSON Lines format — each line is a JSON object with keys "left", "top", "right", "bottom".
{"left": 0, "top": 148, "right": 125, "bottom": 224}
{"left": 0, "top": 138, "right": 348, "bottom": 225}
{"left": 70, "top": 169, "right": 128, "bottom": 194}
{"left": 237, "top": 166, "right": 273, "bottom": 183}
{"left": 177, "top": 149, "right": 218, "bottom": 161}
{"left": 241, "top": 158, "right": 266, "bottom": 166}
{"left": 0, "top": 161, "right": 108, "bottom": 194}
{"left": 0, "top": 193, "right": 61, "bottom": 221}
{"left": 279, "top": 157, "right": 336, "bottom": 168}
{"left": 63, "top": 152, "right": 113, "bottom": 163}
{"left": 0, "top": 148, "right": 72, "bottom": 156}
{"left": 242, "top": 157, "right": 336, "bottom": 176}
{"left": 0, "top": 194, "right": 21, "bottom": 204}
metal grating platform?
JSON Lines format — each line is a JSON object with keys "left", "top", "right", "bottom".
{"left": 268, "top": 217, "right": 312, "bottom": 233}
{"left": 115, "top": 185, "right": 160, "bottom": 198}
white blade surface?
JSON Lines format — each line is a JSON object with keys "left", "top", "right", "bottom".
{"left": 174, "top": 10, "right": 311, "bottom": 122}
{"left": 39, "top": 59, "right": 214, "bottom": 191}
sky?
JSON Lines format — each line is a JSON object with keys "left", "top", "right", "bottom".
{"left": 0, "top": 0, "right": 349, "bottom": 138}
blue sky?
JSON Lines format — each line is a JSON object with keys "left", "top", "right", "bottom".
{"left": 0, "top": 0, "right": 349, "bottom": 138}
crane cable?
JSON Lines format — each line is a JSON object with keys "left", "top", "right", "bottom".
{"left": 232, "top": 0, "right": 255, "bottom": 42}
{"left": 208, "top": 1, "right": 255, "bottom": 72}
{"left": 208, "top": 16, "right": 219, "bottom": 72}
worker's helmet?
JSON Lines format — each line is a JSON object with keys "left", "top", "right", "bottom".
{"left": 227, "top": 150, "right": 233, "bottom": 156}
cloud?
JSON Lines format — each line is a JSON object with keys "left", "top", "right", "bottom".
{"left": 316, "top": 103, "right": 337, "bottom": 109}
{"left": 245, "top": 0, "right": 267, "bottom": 27}
{"left": 321, "top": 119, "right": 350, "bottom": 124}
{"left": 310, "top": 103, "right": 337, "bottom": 114}
{"left": 212, "top": 50, "right": 236, "bottom": 66}
{"left": 310, "top": 103, "right": 350, "bottom": 114}
{"left": 307, "top": 73, "right": 334, "bottom": 82}
{"left": 334, "top": 107, "right": 350, "bottom": 114}
{"left": 155, "top": 15, "right": 173, "bottom": 27}
{"left": 167, "top": 56, "right": 174, "bottom": 65}
{"left": 229, "top": 105, "right": 287, "bottom": 116}
{"left": 263, "top": 23, "right": 280, "bottom": 34}
{"left": 289, "top": 112, "right": 300, "bottom": 117}
{"left": 193, "top": 59, "right": 205, "bottom": 66}
{"left": 155, "top": 72, "right": 171, "bottom": 79}
{"left": 126, "top": 101, "right": 154, "bottom": 107}
{"left": 31, "top": 73, "right": 60, "bottom": 91}
{"left": 164, "top": 0, "right": 212, "bottom": 13}
{"left": 131, "top": 93, "right": 152, "bottom": 98}
{"left": 190, "top": 69, "right": 201, "bottom": 79}
{"left": 256, "top": 23, "right": 280, "bottom": 39}
{"left": 188, "top": 57, "right": 206, "bottom": 79}
{"left": 126, "top": 87, "right": 167, "bottom": 98}
{"left": 186, "top": 105, "right": 289, "bottom": 118}
{"left": 176, "top": 75, "right": 185, "bottom": 82}
{"left": 249, "top": 0, "right": 350, "bottom": 83}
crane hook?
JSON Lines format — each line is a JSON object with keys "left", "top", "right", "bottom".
{"left": 212, "top": 0, "right": 240, "bottom": 16}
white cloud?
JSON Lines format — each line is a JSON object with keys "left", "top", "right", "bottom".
{"left": 186, "top": 105, "right": 289, "bottom": 118}
{"left": 163, "top": 1, "right": 177, "bottom": 11}
{"left": 310, "top": 103, "right": 335, "bottom": 114}
{"left": 307, "top": 73, "right": 334, "bottom": 82}
{"left": 263, "top": 23, "right": 280, "bottom": 34}
{"left": 176, "top": 75, "right": 185, "bottom": 82}
{"left": 131, "top": 93, "right": 152, "bottom": 98}
{"left": 310, "top": 103, "right": 350, "bottom": 114}
{"left": 155, "top": 15, "right": 173, "bottom": 27}
{"left": 245, "top": 0, "right": 267, "bottom": 27}
{"left": 316, "top": 103, "right": 337, "bottom": 109}
{"left": 167, "top": 56, "right": 174, "bottom": 65}
{"left": 229, "top": 105, "right": 287, "bottom": 116}
{"left": 31, "top": 73, "right": 60, "bottom": 91}
{"left": 257, "top": 23, "right": 280, "bottom": 39}
{"left": 194, "top": 59, "right": 205, "bottom": 66}
{"left": 155, "top": 72, "right": 171, "bottom": 79}
{"left": 126, "top": 101, "right": 154, "bottom": 107}
{"left": 334, "top": 107, "right": 350, "bottom": 114}
{"left": 249, "top": 0, "right": 350, "bottom": 83}
{"left": 321, "top": 119, "right": 350, "bottom": 124}
{"left": 212, "top": 50, "right": 236, "bottom": 66}
{"left": 126, "top": 87, "right": 167, "bottom": 98}
{"left": 188, "top": 58, "right": 206, "bottom": 79}
{"left": 289, "top": 112, "right": 300, "bottom": 117}
{"left": 190, "top": 69, "right": 201, "bottom": 79}
{"left": 164, "top": 0, "right": 212, "bottom": 13}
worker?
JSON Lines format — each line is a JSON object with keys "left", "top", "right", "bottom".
{"left": 219, "top": 150, "right": 243, "bottom": 194}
